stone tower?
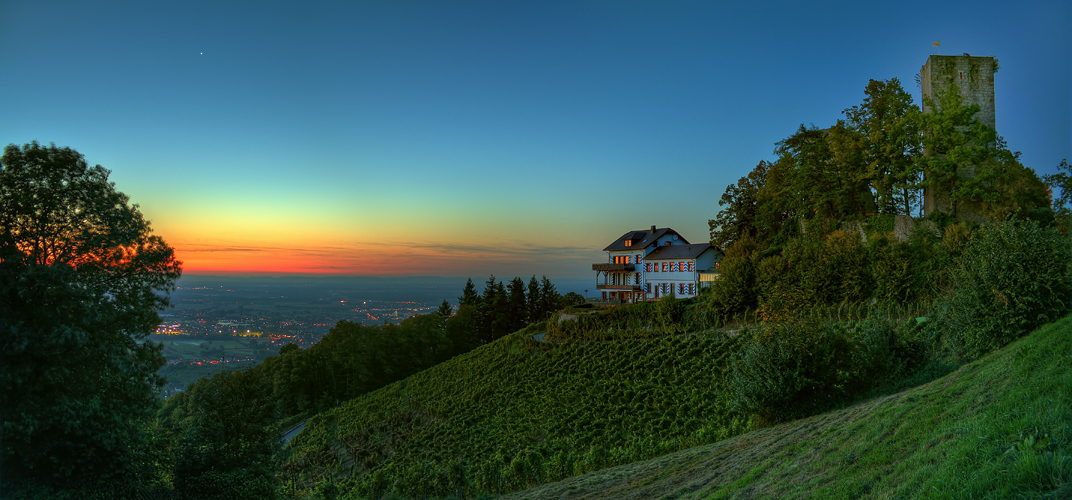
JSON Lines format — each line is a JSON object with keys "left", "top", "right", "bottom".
{"left": 920, "top": 54, "right": 998, "bottom": 216}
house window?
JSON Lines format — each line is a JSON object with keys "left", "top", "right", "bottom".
{"left": 645, "top": 283, "right": 651, "bottom": 293}
{"left": 661, "top": 262, "right": 668, "bottom": 272}
{"left": 636, "top": 254, "right": 643, "bottom": 264}
{"left": 636, "top": 273, "right": 641, "bottom": 284}
{"left": 688, "top": 283, "right": 695, "bottom": 295}
{"left": 687, "top": 262, "right": 694, "bottom": 272}
{"left": 624, "top": 240, "right": 632, "bottom": 247}
{"left": 678, "top": 283, "right": 685, "bottom": 295}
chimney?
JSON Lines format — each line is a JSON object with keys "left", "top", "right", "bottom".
{"left": 650, "top": 225, "right": 656, "bottom": 233}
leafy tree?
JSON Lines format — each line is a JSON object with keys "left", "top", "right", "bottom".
{"left": 705, "top": 235, "right": 760, "bottom": 317}
{"left": 775, "top": 124, "right": 872, "bottom": 220}
{"left": 977, "top": 146, "right": 1050, "bottom": 220}
{"left": 842, "top": 78, "right": 923, "bottom": 215}
{"left": 709, "top": 160, "right": 770, "bottom": 251}
{"left": 446, "top": 303, "right": 480, "bottom": 354}
{"left": 0, "top": 142, "right": 181, "bottom": 482}
{"left": 1043, "top": 159, "right": 1072, "bottom": 228}
{"left": 166, "top": 369, "right": 281, "bottom": 499}
{"left": 561, "top": 291, "right": 585, "bottom": 307}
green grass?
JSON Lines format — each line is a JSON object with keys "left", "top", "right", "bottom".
{"left": 503, "top": 315, "right": 1072, "bottom": 499}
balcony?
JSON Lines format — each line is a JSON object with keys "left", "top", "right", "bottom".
{"left": 592, "top": 263, "right": 635, "bottom": 272}
{"left": 596, "top": 284, "right": 643, "bottom": 291}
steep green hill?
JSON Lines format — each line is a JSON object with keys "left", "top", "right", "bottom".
{"left": 281, "top": 322, "right": 749, "bottom": 498}
{"left": 505, "top": 315, "right": 1072, "bottom": 499}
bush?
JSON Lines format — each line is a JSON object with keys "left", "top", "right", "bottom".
{"left": 930, "top": 219, "right": 1072, "bottom": 360}
{"left": 656, "top": 293, "right": 684, "bottom": 332}
{"left": 727, "top": 317, "right": 929, "bottom": 425}
{"left": 727, "top": 322, "right": 858, "bottom": 424}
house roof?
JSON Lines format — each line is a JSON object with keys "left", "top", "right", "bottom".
{"left": 644, "top": 243, "right": 715, "bottom": 261}
{"left": 602, "top": 226, "right": 687, "bottom": 252}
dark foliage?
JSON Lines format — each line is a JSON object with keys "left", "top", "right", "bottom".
{"left": 0, "top": 142, "right": 180, "bottom": 486}
{"left": 928, "top": 219, "right": 1072, "bottom": 360}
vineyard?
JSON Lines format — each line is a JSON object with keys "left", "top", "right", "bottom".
{"left": 281, "top": 319, "right": 748, "bottom": 498}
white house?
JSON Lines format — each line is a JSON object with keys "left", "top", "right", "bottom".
{"left": 642, "top": 243, "right": 720, "bottom": 300}
{"left": 592, "top": 226, "right": 720, "bottom": 302}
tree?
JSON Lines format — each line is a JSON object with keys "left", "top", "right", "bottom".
{"left": 1043, "top": 159, "right": 1072, "bottom": 226}
{"left": 527, "top": 276, "right": 542, "bottom": 319}
{"left": 167, "top": 370, "right": 281, "bottom": 499}
{"left": 437, "top": 299, "right": 454, "bottom": 318}
{"left": 775, "top": 124, "right": 872, "bottom": 221}
{"left": 709, "top": 160, "right": 769, "bottom": 251}
{"left": 842, "top": 78, "right": 923, "bottom": 215}
{"left": 538, "top": 276, "right": 560, "bottom": 318}
{"left": 0, "top": 142, "right": 182, "bottom": 481}
{"left": 506, "top": 277, "right": 528, "bottom": 331}
{"left": 459, "top": 278, "right": 481, "bottom": 307}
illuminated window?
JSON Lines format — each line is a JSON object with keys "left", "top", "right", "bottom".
{"left": 662, "top": 262, "right": 668, "bottom": 272}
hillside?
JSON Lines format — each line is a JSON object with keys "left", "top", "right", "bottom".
{"left": 505, "top": 315, "right": 1072, "bottom": 499}
{"left": 280, "top": 321, "right": 750, "bottom": 498}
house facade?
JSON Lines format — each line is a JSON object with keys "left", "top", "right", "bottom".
{"left": 592, "top": 226, "right": 720, "bottom": 302}
{"left": 643, "top": 243, "right": 720, "bottom": 300}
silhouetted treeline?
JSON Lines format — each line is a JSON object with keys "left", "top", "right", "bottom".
{"left": 449, "top": 275, "right": 582, "bottom": 351}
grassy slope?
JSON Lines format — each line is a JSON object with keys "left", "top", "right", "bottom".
{"left": 281, "top": 323, "right": 749, "bottom": 497}
{"left": 505, "top": 315, "right": 1072, "bottom": 499}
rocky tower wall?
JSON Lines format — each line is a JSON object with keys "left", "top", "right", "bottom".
{"left": 920, "top": 54, "right": 997, "bottom": 217}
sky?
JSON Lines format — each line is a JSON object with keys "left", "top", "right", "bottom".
{"left": 2, "top": 0, "right": 1069, "bottom": 280}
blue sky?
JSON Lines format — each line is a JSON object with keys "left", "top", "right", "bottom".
{"left": 1, "top": 0, "right": 1069, "bottom": 279}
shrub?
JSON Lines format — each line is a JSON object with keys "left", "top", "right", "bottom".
{"left": 655, "top": 293, "right": 684, "bottom": 332}
{"left": 869, "top": 233, "right": 916, "bottom": 303}
{"left": 930, "top": 219, "right": 1072, "bottom": 360}
{"left": 726, "top": 322, "right": 857, "bottom": 424}
{"left": 727, "top": 317, "right": 930, "bottom": 425}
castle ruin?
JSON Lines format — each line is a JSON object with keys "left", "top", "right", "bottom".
{"left": 920, "top": 54, "right": 998, "bottom": 217}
